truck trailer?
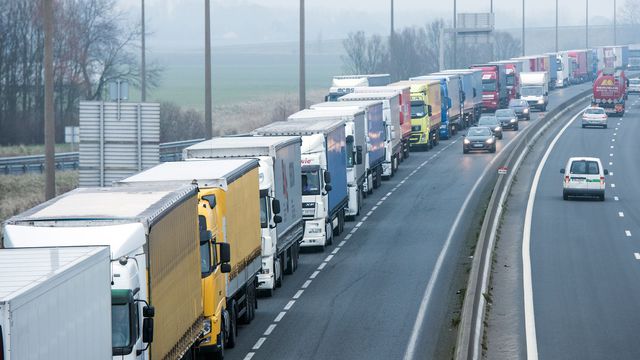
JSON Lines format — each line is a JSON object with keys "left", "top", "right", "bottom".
{"left": 325, "top": 74, "right": 391, "bottom": 101}
{"left": 183, "top": 137, "right": 304, "bottom": 295}
{"left": 3, "top": 185, "right": 205, "bottom": 360}
{"left": 253, "top": 118, "right": 349, "bottom": 250}
{"left": 0, "top": 246, "right": 112, "bottom": 360}
{"left": 593, "top": 69, "right": 628, "bottom": 116}
{"left": 441, "top": 69, "right": 483, "bottom": 125}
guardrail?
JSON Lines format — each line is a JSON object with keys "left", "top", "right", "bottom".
{"left": 0, "top": 138, "right": 205, "bottom": 175}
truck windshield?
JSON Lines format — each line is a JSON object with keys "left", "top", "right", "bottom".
{"left": 482, "top": 79, "right": 497, "bottom": 92}
{"left": 411, "top": 101, "right": 426, "bottom": 118}
{"left": 506, "top": 75, "right": 515, "bottom": 86}
{"left": 521, "top": 86, "right": 543, "bottom": 96}
{"left": 346, "top": 136, "right": 355, "bottom": 168}
{"left": 557, "top": 59, "right": 563, "bottom": 71}
{"left": 112, "top": 303, "right": 132, "bottom": 352}
{"left": 301, "top": 170, "right": 321, "bottom": 196}
{"left": 260, "top": 195, "right": 269, "bottom": 228}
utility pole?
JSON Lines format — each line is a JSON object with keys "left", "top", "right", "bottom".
{"left": 299, "top": 0, "right": 306, "bottom": 110}
{"left": 522, "top": 0, "right": 525, "bottom": 56}
{"left": 390, "top": 0, "right": 394, "bottom": 75}
{"left": 613, "top": 0, "right": 617, "bottom": 45}
{"left": 453, "top": 0, "right": 457, "bottom": 68}
{"left": 44, "top": 0, "right": 55, "bottom": 200}
{"left": 555, "top": 0, "right": 559, "bottom": 52}
{"left": 586, "top": 0, "right": 589, "bottom": 48}
{"left": 141, "top": 0, "right": 146, "bottom": 102}
{"left": 204, "top": 0, "right": 213, "bottom": 138}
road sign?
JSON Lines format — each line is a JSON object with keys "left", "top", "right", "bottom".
{"left": 498, "top": 166, "right": 508, "bottom": 175}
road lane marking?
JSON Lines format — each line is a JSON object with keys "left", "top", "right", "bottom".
{"left": 302, "top": 279, "right": 312, "bottom": 288}
{"left": 284, "top": 300, "right": 296, "bottom": 310}
{"left": 293, "top": 290, "right": 304, "bottom": 299}
{"left": 619, "top": 212, "right": 624, "bottom": 217}
{"left": 376, "top": 200, "right": 383, "bottom": 206}
{"left": 318, "top": 262, "right": 327, "bottom": 270}
{"left": 609, "top": 162, "right": 613, "bottom": 165}
{"left": 611, "top": 183, "right": 616, "bottom": 188}
{"left": 626, "top": 230, "right": 632, "bottom": 237}
{"left": 331, "top": 247, "right": 340, "bottom": 254}
{"left": 634, "top": 253, "right": 640, "bottom": 260}
{"left": 610, "top": 153, "right": 614, "bottom": 157}
{"left": 338, "top": 240, "right": 346, "bottom": 246}
{"left": 324, "top": 255, "right": 334, "bottom": 262}
{"left": 611, "top": 145, "right": 614, "bottom": 149}
{"left": 355, "top": 221, "right": 363, "bottom": 227}
{"left": 253, "top": 337, "right": 266, "bottom": 350}
{"left": 361, "top": 216, "right": 368, "bottom": 222}
{"left": 522, "top": 110, "right": 582, "bottom": 360}
{"left": 274, "top": 311, "right": 286, "bottom": 322}
{"left": 614, "top": 196, "right": 619, "bottom": 201}
{"left": 372, "top": 205, "right": 378, "bottom": 210}
{"left": 610, "top": 172, "right": 613, "bottom": 176}
{"left": 264, "top": 324, "right": 277, "bottom": 336}
{"left": 344, "top": 234, "right": 352, "bottom": 240}
{"left": 612, "top": 139, "right": 615, "bottom": 142}
{"left": 310, "top": 271, "right": 320, "bottom": 279}
{"left": 367, "top": 210, "right": 373, "bottom": 216}
{"left": 243, "top": 353, "right": 255, "bottom": 360}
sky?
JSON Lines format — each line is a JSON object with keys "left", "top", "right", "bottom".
{"left": 117, "top": 0, "right": 621, "bottom": 51}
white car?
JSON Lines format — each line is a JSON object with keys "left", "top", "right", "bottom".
{"left": 582, "top": 107, "right": 608, "bottom": 128}
{"left": 561, "top": 157, "right": 609, "bottom": 201}
{"left": 629, "top": 78, "right": 640, "bottom": 94}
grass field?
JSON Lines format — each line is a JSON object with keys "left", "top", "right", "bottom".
{"left": 0, "top": 143, "right": 77, "bottom": 157}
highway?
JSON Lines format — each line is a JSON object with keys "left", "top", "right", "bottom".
{"left": 225, "top": 83, "right": 593, "bottom": 360}
{"left": 521, "top": 95, "right": 640, "bottom": 359}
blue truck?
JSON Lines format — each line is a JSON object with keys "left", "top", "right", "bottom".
{"left": 440, "top": 69, "right": 483, "bottom": 127}
{"left": 410, "top": 75, "right": 463, "bottom": 139}
{"left": 253, "top": 116, "right": 348, "bottom": 250}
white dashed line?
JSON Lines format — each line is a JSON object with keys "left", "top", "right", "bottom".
{"left": 634, "top": 253, "right": 640, "bottom": 260}
{"left": 626, "top": 230, "right": 632, "bottom": 237}
{"left": 614, "top": 133, "right": 617, "bottom": 136}
{"left": 350, "top": 227, "right": 358, "bottom": 234}
{"left": 611, "top": 139, "right": 615, "bottom": 142}
{"left": 400, "top": 180, "right": 406, "bottom": 184}
{"left": 331, "top": 247, "right": 340, "bottom": 255}
{"left": 614, "top": 196, "right": 619, "bottom": 201}
{"left": 318, "top": 262, "right": 327, "bottom": 270}
{"left": 253, "top": 337, "right": 266, "bottom": 350}
{"left": 293, "top": 290, "right": 304, "bottom": 299}
{"left": 610, "top": 153, "right": 614, "bottom": 157}
{"left": 610, "top": 172, "right": 613, "bottom": 176}
{"left": 243, "top": 352, "right": 255, "bottom": 360}
{"left": 344, "top": 234, "right": 352, "bottom": 240}
{"left": 361, "top": 216, "right": 368, "bottom": 222}
{"left": 274, "top": 311, "right": 286, "bottom": 322}
{"left": 611, "top": 145, "right": 614, "bottom": 149}
{"left": 302, "top": 279, "right": 312, "bottom": 288}
{"left": 609, "top": 162, "right": 613, "bottom": 166}
{"left": 381, "top": 196, "right": 388, "bottom": 201}
{"left": 386, "top": 192, "right": 393, "bottom": 197}
{"left": 355, "top": 221, "right": 364, "bottom": 227}
{"left": 372, "top": 205, "right": 378, "bottom": 211}
{"left": 339, "top": 240, "right": 346, "bottom": 246}
{"left": 367, "top": 210, "right": 373, "bottom": 216}
{"left": 619, "top": 212, "right": 625, "bottom": 217}
{"left": 376, "top": 201, "right": 383, "bottom": 206}
{"left": 284, "top": 300, "right": 296, "bottom": 310}
{"left": 310, "top": 271, "right": 320, "bottom": 279}
{"left": 611, "top": 183, "right": 616, "bottom": 188}
{"left": 324, "top": 255, "right": 334, "bottom": 262}
{"left": 264, "top": 324, "right": 277, "bottom": 336}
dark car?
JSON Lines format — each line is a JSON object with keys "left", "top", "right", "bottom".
{"left": 463, "top": 127, "right": 496, "bottom": 154}
{"left": 477, "top": 115, "right": 503, "bottom": 139}
{"left": 494, "top": 109, "right": 519, "bottom": 131}
{"left": 509, "top": 99, "right": 531, "bottom": 120}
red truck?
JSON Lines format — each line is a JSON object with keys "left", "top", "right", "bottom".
{"left": 490, "top": 60, "right": 521, "bottom": 102}
{"left": 592, "top": 69, "right": 628, "bottom": 116}
{"left": 470, "top": 63, "right": 508, "bottom": 112}
{"left": 568, "top": 50, "right": 589, "bottom": 83}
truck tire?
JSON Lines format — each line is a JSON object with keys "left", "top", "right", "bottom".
{"left": 212, "top": 327, "right": 225, "bottom": 360}
{"left": 338, "top": 210, "right": 345, "bottom": 234}
{"left": 227, "top": 302, "right": 237, "bottom": 348}
{"left": 275, "top": 258, "right": 282, "bottom": 288}
{"left": 292, "top": 242, "right": 299, "bottom": 271}
{"left": 241, "top": 284, "right": 256, "bottom": 324}
{"left": 285, "top": 247, "right": 295, "bottom": 275}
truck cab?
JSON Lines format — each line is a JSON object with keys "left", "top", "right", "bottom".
{"left": 391, "top": 80, "right": 441, "bottom": 150}
{"left": 471, "top": 64, "right": 508, "bottom": 111}
{"left": 520, "top": 72, "right": 549, "bottom": 111}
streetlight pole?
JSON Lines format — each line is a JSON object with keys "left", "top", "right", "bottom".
{"left": 453, "top": 0, "right": 457, "bottom": 68}
{"left": 586, "top": 0, "right": 589, "bottom": 48}
{"left": 390, "top": 0, "right": 394, "bottom": 74}
{"left": 141, "top": 0, "right": 146, "bottom": 102}
{"left": 299, "top": 0, "right": 306, "bottom": 110}
{"left": 204, "top": 0, "right": 212, "bottom": 139}
{"left": 44, "top": 0, "right": 55, "bottom": 199}
{"left": 522, "top": 0, "right": 525, "bottom": 56}
{"left": 614, "top": 0, "right": 617, "bottom": 45}
{"left": 555, "top": 0, "right": 559, "bottom": 53}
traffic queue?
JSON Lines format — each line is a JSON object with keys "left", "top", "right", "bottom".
{"left": 0, "top": 43, "right": 634, "bottom": 360}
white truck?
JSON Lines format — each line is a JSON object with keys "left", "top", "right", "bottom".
{"left": 520, "top": 72, "right": 549, "bottom": 111}
{"left": 337, "top": 91, "right": 402, "bottom": 179}
{"left": 325, "top": 74, "right": 391, "bottom": 101}
{"left": 253, "top": 118, "right": 349, "bottom": 250}
{"left": 3, "top": 185, "right": 206, "bottom": 360}
{"left": 0, "top": 246, "right": 112, "bottom": 360}
{"left": 556, "top": 52, "right": 573, "bottom": 88}
{"left": 183, "top": 136, "right": 304, "bottom": 295}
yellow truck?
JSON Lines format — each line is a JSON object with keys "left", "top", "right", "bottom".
{"left": 120, "top": 158, "right": 262, "bottom": 358}
{"left": 390, "top": 80, "right": 442, "bottom": 150}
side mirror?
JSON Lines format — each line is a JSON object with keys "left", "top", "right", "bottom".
{"left": 560, "top": 168, "right": 565, "bottom": 174}
{"left": 142, "top": 318, "right": 154, "bottom": 344}
{"left": 324, "top": 184, "right": 332, "bottom": 192}
{"left": 473, "top": 89, "right": 477, "bottom": 97}
{"left": 273, "top": 215, "right": 283, "bottom": 224}
{"left": 143, "top": 305, "right": 155, "bottom": 318}
{"left": 346, "top": 135, "right": 354, "bottom": 143}
{"left": 356, "top": 146, "right": 363, "bottom": 165}
{"left": 272, "top": 199, "right": 281, "bottom": 214}
{"left": 202, "top": 195, "right": 216, "bottom": 209}
{"left": 427, "top": 105, "right": 433, "bottom": 116}
{"left": 219, "top": 242, "right": 231, "bottom": 264}
{"left": 220, "top": 263, "right": 231, "bottom": 274}
{"left": 544, "top": 92, "right": 549, "bottom": 96}
{"left": 324, "top": 171, "right": 331, "bottom": 184}
{"left": 604, "top": 169, "right": 609, "bottom": 175}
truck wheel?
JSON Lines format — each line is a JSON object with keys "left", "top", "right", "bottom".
{"left": 285, "top": 247, "right": 295, "bottom": 275}
{"left": 327, "top": 223, "right": 334, "bottom": 246}
{"left": 227, "top": 303, "right": 237, "bottom": 348}
{"left": 275, "top": 258, "right": 282, "bottom": 288}
{"left": 211, "top": 322, "right": 225, "bottom": 360}
{"left": 241, "top": 284, "right": 256, "bottom": 324}
{"left": 338, "top": 210, "right": 345, "bottom": 234}
{"left": 292, "top": 242, "right": 299, "bottom": 271}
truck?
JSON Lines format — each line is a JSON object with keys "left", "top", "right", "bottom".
{"left": 628, "top": 44, "right": 640, "bottom": 69}
{"left": 568, "top": 50, "right": 589, "bottom": 82}
{"left": 410, "top": 74, "right": 463, "bottom": 138}
{"left": 441, "top": 69, "right": 483, "bottom": 126}
{"left": 119, "top": 159, "right": 261, "bottom": 357}
{"left": 308, "top": 101, "right": 385, "bottom": 194}
{"left": 520, "top": 72, "right": 549, "bottom": 111}
{"left": 470, "top": 63, "right": 508, "bottom": 111}
{"left": 390, "top": 80, "right": 442, "bottom": 149}
{"left": 0, "top": 246, "right": 112, "bottom": 360}
{"left": 352, "top": 85, "right": 412, "bottom": 160}
{"left": 544, "top": 53, "right": 559, "bottom": 89}
{"left": 253, "top": 118, "right": 349, "bottom": 250}
{"left": 597, "top": 46, "right": 629, "bottom": 70}
{"left": 489, "top": 60, "right": 522, "bottom": 101}
{"left": 325, "top": 74, "right": 391, "bottom": 101}
{"left": 556, "top": 51, "right": 573, "bottom": 87}
{"left": 3, "top": 184, "right": 207, "bottom": 360}
{"left": 338, "top": 91, "right": 403, "bottom": 179}
{"left": 592, "top": 69, "right": 628, "bottom": 116}
{"left": 183, "top": 137, "right": 304, "bottom": 295}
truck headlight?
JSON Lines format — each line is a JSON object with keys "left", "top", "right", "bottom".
{"left": 203, "top": 319, "right": 212, "bottom": 335}
{"left": 523, "top": 108, "right": 529, "bottom": 113}
{"left": 537, "top": 99, "right": 544, "bottom": 104}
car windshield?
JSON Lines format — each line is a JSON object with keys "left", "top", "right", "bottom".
{"left": 112, "top": 303, "right": 132, "bottom": 349}
{"left": 482, "top": 79, "right": 497, "bottom": 92}
{"left": 468, "top": 128, "right": 491, "bottom": 136}
{"left": 584, "top": 108, "right": 605, "bottom": 115}
{"left": 509, "top": 99, "right": 527, "bottom": 107}
{"left": 302, "top": 170, "right": 321, "bottom": 195}
{"left": 478, "top": 116, "right": 497, "bottom": 125}
{"left": 629, "top": 79, "right": 640, "bottom": 85}
{"left": 570, "top": 160, "right": 600, "bottom": 175}
{"left": 411, "top": 101, "right": 426, "bottom": 118}
{"left": 521, "top": 86, "right": 543, "bottom": 96}
{"left": 495, "top": 109, "right": 514, "bottom": 117}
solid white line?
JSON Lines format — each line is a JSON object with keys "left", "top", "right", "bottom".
{"left": 634, "top": 253, "right": 640, "bottom": 260}
{"left": 264, "top": 324, "right": 277, "bottom": 336}
{"left": 243, "top": 352, "right": 255, "bottom": 360}
{"left": 318, "top": 262, "right": 327, "bottom": 270}
{"left": 284, "top": 300, "right": 296, "bottom": 310}
{"left": 522, "top": 110, "right": 581, "bottom": 360}
{"left": 310, "top": 271, "right": 320, "bottom": 279}
{"left": 338, "top": 240, "right": 346, "bottom": 246}
{"left": 325, "top": 255, "right": 334, "bottom": 262}
{"left": 344, "top": 234, "right": 352, "bottom": 240}
{"left": 626, "top": 230, "right": 632, "bottom": 237}
{"left": 619, "top": 212, "right": 625, "bottom": 217}
{"left": 253, "top": 337, "right": 266, "bottom": 350}
{"left": 331, "top": 247, "right": 340, "bottom": 255}
{"left": 302, "top": 279, "right": 312, "bottom": 288}
{"left": 614, "top": 196, "right": 619, "bottom": 201}
{"left": 274, "top": 311, "right": 286, "bottom": 322}
{"left": 293, "top": 290, "right": 304, "bottom": 299}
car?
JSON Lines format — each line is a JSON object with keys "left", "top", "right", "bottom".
{"left": 508, "top": 99, "right": 531, "bottom": 120}
{"left": 561, "top": 157, "right": 608, "bottom": 201}
{"left": 582, "top": 106, "right": 608, "bottom": 128}
{"left": 477, "top": 115, "right": 503, "bottom": 139}
{"left": 629, "top": 78, "right": 640, "bottom": 94}
{"left": 463, "top": 127, "right": 496, "bottom": 154}
{"left": 494, "top": 109, "right": 519, "bottom": 131}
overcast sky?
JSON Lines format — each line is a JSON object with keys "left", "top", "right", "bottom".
{"left": 118, "top": 0, "right": 620, "bottom": 51}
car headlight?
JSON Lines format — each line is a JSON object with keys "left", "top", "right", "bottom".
{"left": 486, "top": 138, "right": 494, "bottom": 144}
{"left": 463, "top": 138, "right": 470, "bottom": 144}
{"left": 510, "top": 118, "right": 516, "bottom": 122}
{"left": 523, "top": 108, "right": 529, "bottom": 113}
{"left": 537, "top": 99, "right": 544, "bottom": 104}
{"left": 494, "top": 126, "right": 501, "bottom": 131}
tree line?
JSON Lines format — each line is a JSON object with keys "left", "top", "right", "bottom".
{"left": 0, "top": 0, "right": 159, "bottom": 146}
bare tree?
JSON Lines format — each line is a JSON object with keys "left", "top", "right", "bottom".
{"left": 493, "top": 31, "right": 521, "bottom": 63}
{"left": 159, "top": 102, "right": 205, "bottom": 142}
{"left": 341, "top": 31, "right": 389, "bottom": 74}
{"left": 620, "top": 0, "right": 640, "bottom": 42}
